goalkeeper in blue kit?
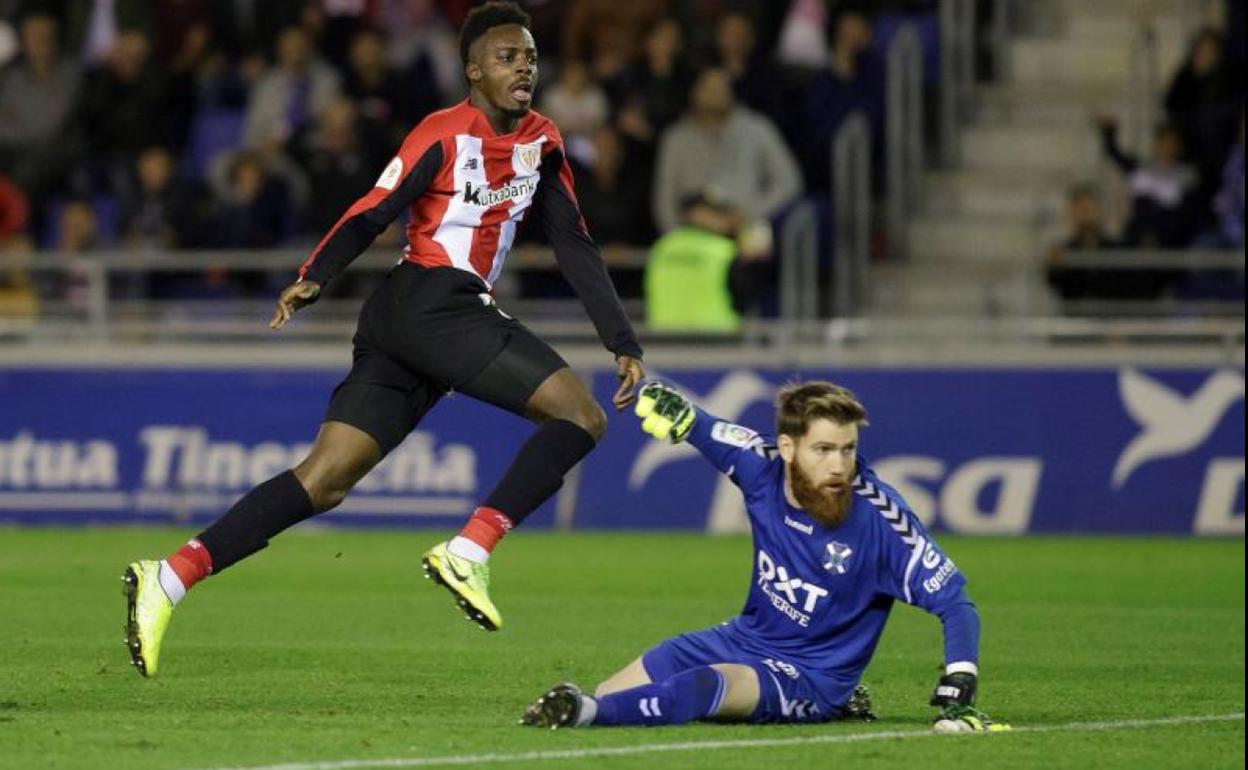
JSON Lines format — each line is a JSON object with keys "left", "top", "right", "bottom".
{"left": 522, "top": 381, "right": 1008, "bottom": 731}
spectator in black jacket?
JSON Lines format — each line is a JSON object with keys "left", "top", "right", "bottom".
{"left": 1046, "top": 183, "right": 1172, "bottom": 307}
{"left": 1165, "top": 27, "right": 1244, "bottom": 203}
{"left": 1100, "top": 119, "right": 1201, "bottom": 249}
{"left": 121, "top": 146, "right": 204, "bottom": 250}
{"left": 570, "top": 126, "right": 654, "bottom": 248}
{"left": 78, "top": 29, "right": 170, "bottom": 193}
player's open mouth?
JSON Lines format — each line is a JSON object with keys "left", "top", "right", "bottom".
{"left": 510, "top": 82, "right": 533, "bottom": 102}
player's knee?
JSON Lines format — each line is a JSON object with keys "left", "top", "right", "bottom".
{"left": 311, "top": 484, "right": 349, "bottom": 512}
{"left": 542, "top": 399, "right": 606, "bottom": 442}
{"left": 293, "top": 462, "right": 354, "bottom": 512}
{"left": 574, "top": 402, "right": 608, "bottom": 442}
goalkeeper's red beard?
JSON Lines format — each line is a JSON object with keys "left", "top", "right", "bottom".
{"left": 789, "top": 460, "right": 853, "bottom": 528}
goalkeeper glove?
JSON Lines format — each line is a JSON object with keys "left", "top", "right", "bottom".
{"left": 930, "top": 671, "right": 977, "bottom": 710}
{"left": 634, "top": 381, "right": 696, "bottom": 443}
{"left": 930, "top": 673, "right": 1011, "bottom": 732}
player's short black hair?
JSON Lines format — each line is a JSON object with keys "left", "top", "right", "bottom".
{"left": 460, "top": 1, "right": 532, "bottom": 67}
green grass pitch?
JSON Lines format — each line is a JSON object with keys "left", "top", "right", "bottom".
{"left": 0, "top": 528, "right": 1243, "bottom": 770}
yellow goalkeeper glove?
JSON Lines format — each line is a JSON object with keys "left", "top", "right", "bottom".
{"left": 634, "top": 381, "right": 696, "bottom": 443}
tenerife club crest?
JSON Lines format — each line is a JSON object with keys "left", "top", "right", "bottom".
{"left": 515, "top": 142, "right": 542, "bottom": 173}
{"left": 822, "top": 541, "right": 853, "bottom": 574}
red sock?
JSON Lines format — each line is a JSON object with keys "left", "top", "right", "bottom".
{"left": 166, "top": 539, "right": 213, "bottom": 591}
{"left": 458, "top": 506, "right": 514, "bottom": 554}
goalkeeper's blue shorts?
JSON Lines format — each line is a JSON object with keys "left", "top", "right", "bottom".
{"left": 640, "top": 622, "right": 844, "bottom": 723}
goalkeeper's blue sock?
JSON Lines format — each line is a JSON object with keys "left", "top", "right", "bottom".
{"left": 589, "top": 667, "right": 726, "bottom": 726}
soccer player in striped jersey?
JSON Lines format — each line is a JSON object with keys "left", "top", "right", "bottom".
{"left": 121, "top": 1, "right": 645, "bottom": 677}
{"left": 522, "top": 382, "right": 1008, "bottom": 731}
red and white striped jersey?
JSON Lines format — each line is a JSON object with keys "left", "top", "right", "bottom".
{"left": 299, "top": 99, "right": 640, "bottom": 359}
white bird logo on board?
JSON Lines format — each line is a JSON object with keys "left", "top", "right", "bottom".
{"left": 1112, "top": 368, "right": 1244, "bottom": 488}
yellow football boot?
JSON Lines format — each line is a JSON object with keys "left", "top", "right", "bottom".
{"left": 421, "top": 541, "right": 502, "bottom": 631}
{"left": 122, "top": 560, "right": 174, "bottom": 677}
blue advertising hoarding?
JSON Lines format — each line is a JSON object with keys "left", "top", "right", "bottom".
{"left": 580, "top": 368, "right": 1244, "bottom": 535}
{"left": 0, "top": 369, "right": 555, "bottom": 528}
{"left": 0, "top": 366, "right": 1242, "bottom": 534}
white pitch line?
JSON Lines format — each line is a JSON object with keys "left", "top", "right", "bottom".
{"left": 184, "top": 712, "right": 1245, "bottom": 770}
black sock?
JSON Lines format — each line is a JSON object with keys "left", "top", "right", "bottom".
{"left": 484, "top": 419, "right": 596, "bottom": 526}
{"left": 195, "top": 470, "right": 315, "bottom": 573}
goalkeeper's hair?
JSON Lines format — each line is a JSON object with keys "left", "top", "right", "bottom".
{"left": 460, "top": 1, "right": 532, "bottom": 67}
{"left": 776, "top": 381, "right": 869, "bottom": 439}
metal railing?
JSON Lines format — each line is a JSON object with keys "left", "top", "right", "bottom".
{"left": 939, "top": 0, "right": 977, "bottom": 165}
{"left": 1, "top": 245, "right": 1242, "bottom": 354}
{"left": 1125, "top": 21, "right": 1161, "bottom": 159}
{"left": 988, "top": 0, "right": 1017, "bottom": 81}
{"left": 1031, "top": 248, "right": 1246, "bottom": 317}
{"left": 832, "top": 112, "right": 872, "bottom": 317}
{"left": 778, "top": 201, "right": 818, "bottom": 325}
{"left": 886, "top": 23, "right": 924, "bottom": 260}
{"left": 0, "top": 247, "right": 650, "bottom": 340}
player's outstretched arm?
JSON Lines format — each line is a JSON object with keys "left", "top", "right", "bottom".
{"left": 635, "top": 381, "right": 774, "bottom": 487}
{"left": 269, "top": 280, "right": 321, "bottom": 330}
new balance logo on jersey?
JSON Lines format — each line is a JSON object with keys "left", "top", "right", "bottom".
{"left": 462, "top": 178, "right": 537, "bottom": 207}
{"left": 756, "top": 549, "right": 828, "bottom": 627}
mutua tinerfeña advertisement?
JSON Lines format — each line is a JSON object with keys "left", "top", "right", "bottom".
{"left": 0, "top": 366, "right": 1243, "bottom": 535}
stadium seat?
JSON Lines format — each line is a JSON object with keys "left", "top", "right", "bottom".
{"left": 39, "top": 195, "right": 122, "bottom": 248}
{"left": 185, "top": 109, "right": 247, "bottom": 182}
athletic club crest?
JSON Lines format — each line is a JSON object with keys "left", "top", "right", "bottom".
{"left": 515, "top": 143, "right": 542, "bottom": 172}
{"left": 822, "top": 541, "right": 853, "bottom": 574}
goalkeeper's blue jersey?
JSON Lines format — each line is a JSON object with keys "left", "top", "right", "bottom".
{"left": 686, "top": 407, "right": 973, "bottom": 700}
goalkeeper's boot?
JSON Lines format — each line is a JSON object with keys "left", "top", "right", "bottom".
{"left": 421, "top": 541, "right": 502, "bottom": 631}
{"left": 934, "top": 704, "right": 1012, "bottom": 733}
{"left": 122, "top": 560, "right": 173, "bottom": 677}
{"left": 520, "top": 682, "right": 585, "bottom": 729}
{"left": 843, "top": 684, "right": 878, "bottom": 722}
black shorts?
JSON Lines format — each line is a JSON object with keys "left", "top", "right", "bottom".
{"left": 324, "top": 263, "right": 568, "bottom": 454}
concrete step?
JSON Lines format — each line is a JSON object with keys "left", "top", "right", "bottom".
{"left": 1056, "top": 0, "right": 1197, "bottom": 18}
{"left": 959, "top": 124, "right": 1095, "bottom": 173}
{"left": 866, "top": 261, "right": 1034, "bottom": 317}
{"left": 1061, "top": 16, "right": 1189, "bottom": 75}
{"left": 1009, "top": 37, "right": 1133, "bottom": 86}
{"left": 907, "top": 214, "right": 1040, "bottom": 263}
{"left": 976, "top": 82, "right": 1118, "bottom": 127}
{"left": 923, "top": 169, "right": 1067, "bottom": 219}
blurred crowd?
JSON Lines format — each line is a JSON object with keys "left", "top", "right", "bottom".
{"left": 0, "top": 0, "right": 941, "bottom": 315}
{"left": 1048, "top": 21, "right": 1245, "bottom": 307}
{"left": 0, "top": 0, "right": 1241, "bottom": 322}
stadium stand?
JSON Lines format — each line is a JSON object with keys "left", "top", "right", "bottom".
{"left": 0, "top": 0, "right": 1241, "bottom": 345}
